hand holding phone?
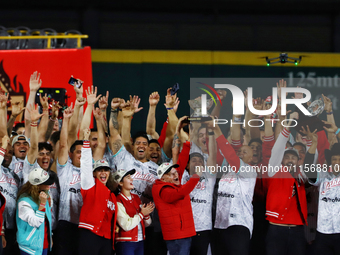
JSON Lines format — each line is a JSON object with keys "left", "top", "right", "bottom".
{"left": 170, "top": 83, "right": 179, "bottom": 96}
{"left": 68, "top": 76, "right": 83, "bottom": 88}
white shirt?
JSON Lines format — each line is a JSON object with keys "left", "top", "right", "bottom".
{"left": 181, "top": 170, "right": 216, "bottom": 232}
{"left": 112, "top": 146, "right": 158, "bottom": 204}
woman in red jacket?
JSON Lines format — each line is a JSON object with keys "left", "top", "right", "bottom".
{"left": 78, "top": 129, "right": 118, "bottom": 255}
{"left": 113, "top": 168, "right": 154, "bottom": 255}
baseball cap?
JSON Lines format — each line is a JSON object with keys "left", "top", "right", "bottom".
{"left": 284, "top": 147, "right": 300, "bottom": 159}
{"left": 28, "top": 168, "right": 56, "bottom": 186}
{"left": 12, "top": 135, "right": 30, "bottom": 147}
{"left": 157, "top": 163, "right": 179, "bottom": 179}
{"left": 93, "top": 159, "right": 111, "bottom": 172}
{"left": 113, "top": 169, "right": 136, "bottom": 183}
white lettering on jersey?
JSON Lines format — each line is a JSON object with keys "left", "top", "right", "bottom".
{"left": 70, "top": 174, "right": 81, "bottom": 185}
{"left": 321, "top": 177, "right": 340, "bottom": 195}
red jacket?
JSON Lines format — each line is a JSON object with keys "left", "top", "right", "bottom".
{"left": 152, "top": 174, "right": 199, "bottom": 241}
{"left": 265, "top": 171, "right": 307, "bottom": 225}
{"left": 115, "top": 193, "right": 149, "bottom": 242}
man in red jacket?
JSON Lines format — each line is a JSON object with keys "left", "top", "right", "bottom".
{"left": 152, "top": 162, "right": 201, "bottom": 255}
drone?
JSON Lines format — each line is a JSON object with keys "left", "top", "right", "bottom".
{"left": 260, "top": 53, "right": 304, "bottom": 66}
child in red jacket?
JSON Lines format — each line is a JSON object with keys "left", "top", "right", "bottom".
{"left": 113, "top": 168, "right": 154, "bottom": 255}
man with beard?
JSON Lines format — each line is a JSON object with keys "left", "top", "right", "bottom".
{"left": 0, "top": 135, "right": 20, "bottom": 255}
{"left": 265, "top": 112, "right": 308, "bottom": 255}
{"left": 9, "top": 135, "right": 29, "bottom": 187}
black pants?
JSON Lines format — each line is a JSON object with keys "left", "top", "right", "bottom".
{"left": 250, "top": 202, "right": 268, "bottom": 255}
{"left": 190, "top": 230, "right": 211, "bottom": 255}
{"left": 266, "top": 224, "right": 306, "bottom": 255}
{"left": 55, "top": 221, "right": 79, "bottom": 255}
{"left": 3, "top": 228, "right": 20, "bottom": 255}
{"left": 212, "top": 225, "right": 250, "bottom": 255}
{"left": 315, "top": 231, "right": 340, "bottom": 255}
{"left": 78, "top": 228, "right": 112, "bottom": 255}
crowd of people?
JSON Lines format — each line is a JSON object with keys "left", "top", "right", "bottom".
{"left": 0, "top": 71, "right": 338, "bottom": 255}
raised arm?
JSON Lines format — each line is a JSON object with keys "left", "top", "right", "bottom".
{"left": 37, "top": 94, "right": 49, "bottom": 142}
{"left": 146, "top": 91, "right": 160, "bottom": 139}
{"left": 0, "top": 94, "right": 9, "bottom": 138}
{"left": 7, "top": 100, "right": 25, "bottom": 136}
{"left": 109, "top": 98, "right": 123, "bottom": 155}
{"left": 98, "top": 91, "right": 109, "bottom": 134}
{"left": 68, "top": 98, "right": 86, "bottom": 147}
{"left": 93, "top": 108, "right": 106, "bottom": 160}
{"left": 121, "top": 100, "right": 135, "bottom": 154}
{"left": 81, "top": 129, "right": 95, "bottom": 190}
{"left": 25, "top": 72, "right": 42, "bottom": 139}
{"left": 58, "top": 106, "right": 74, "bottom": 165}
{"left": 210, "top": 89, "right": 227, "bottom": 119}
{"left": 79, "top": 85, "right": 101, "bottom": 140}
{"left": 163, "top": 88, "right": 179, "bottom": 158}
{"left": 0, "top": 136, "right": 10, "bottom": 166}
{"left": 27, "top": 104, "right": 44, "bottom": 165}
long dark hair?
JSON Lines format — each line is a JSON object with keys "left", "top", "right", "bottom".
{"left": 17, "top": 182, "right": 40, "bottom": 205}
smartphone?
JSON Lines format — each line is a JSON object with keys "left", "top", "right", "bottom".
{"left": 170, "top": 83, "right": 179, "bottom": 96}
{"left": 188, "top": 116, "right": 212, "bottom": 122}
{"left": 68, "top": 77, "right": 83, "bottom": 88}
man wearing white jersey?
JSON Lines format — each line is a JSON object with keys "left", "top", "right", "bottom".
{"left": 0, "top": 136, "right": 20, "bottom": 255}
{"left": 179, "top": 119, "right": 217, "bottom": 255}
{"left": 9, "top": 135, "right": 29, "bottom": 187}
{"left": 302, "top": 127, "right": 340, "bottom": 255}
{"left": 56, "top": 106, "right": 83, "bottom": 255}
{"left": 210, "top": 119, "right": 257, "bottom": 255}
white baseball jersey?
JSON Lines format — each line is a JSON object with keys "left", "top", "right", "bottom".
{"left": 214, "top": 159, "right": 257, "bottom": 235}
{"left": 0, "top": 166, "right": 19, "bottom": 230}
{"left": 190, "top": 143, "right": 208, "bottom": 165}
{"left": 311, "top": 170, "right": 340, "bottom": 234}
{"left": 111, "top": 146, "right": 158, "bottom": 204}
{"left": 9, "top": 156, "right": 24, "bottom": 187}
{"left": 57, "top": 160, "right": 83, "bottom": 224}
{"left": 181, "top": 170, "right": 216, "bottom": 232}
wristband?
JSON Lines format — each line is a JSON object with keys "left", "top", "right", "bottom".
{"left": 335, "top": 128, "right": 340, "bottom": 135}
{"left": 111, "top": 108, "right": 119, "bottom": 113}
{"left": 31, "top": 122, "right": 38, "bottom": 127}
{"left": 166, "top": 107, "right": 173, "bottom": 110}
{"left": 39, "top": 203, "right": 46, "bottom": 207}
{"left": 327, "top": 111, "right": 333, "bottom": 115}
{"left": 208, "top": 131, "right": 214, "bottom": 136}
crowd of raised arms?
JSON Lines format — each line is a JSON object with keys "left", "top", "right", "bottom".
{"left": 0, "top": 72, "right": 338, "bottom": 255}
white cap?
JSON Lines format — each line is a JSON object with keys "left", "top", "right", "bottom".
{"left": 284, "top": 147, "right": 300, "bottom": 159}
{"left": 12, "top": 135, "right": 30, "bottom": 147}
{"left": 93, "top": 159, "right": 111, "bottom": 172}
{"left": 28, "top": 168, "right": 55, "bottom": 186}
{"left": 113, "top": 169, "right": 136, "bottom": 183}
{"left": 157, "top": 163, "right": 179, "bottom": 179}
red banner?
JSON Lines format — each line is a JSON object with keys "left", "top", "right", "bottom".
{"left": 0, "top": 46, "right": 92, "bottom": 112}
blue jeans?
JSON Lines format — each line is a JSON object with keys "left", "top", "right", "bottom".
{"left": 116, "top": 241, "right": 144, "bottom": 255}
{"left": 166, "top": 237, "right": 192, "bottom": 255}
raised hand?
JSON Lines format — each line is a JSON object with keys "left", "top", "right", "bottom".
{"left": 253, "top": 97, "right": 264, "bottom": 111}
{"left": 176, "top": 116, "right": 189, "bottom": 142}
{"left": 164, "top": 88, "right": 177, "bottom": 108}
{"left": 51, "top": 100, "right": 61, "bottom": 120}
{"left": 63, "top": 103, "right": 74, "bottom": 119}
{"left": 99, "top": 91, "right": 109, "bottom": 111}
{"left": 149, "top": 92, "right": 160, "bottom": 106}
{"left": 322, "top": 94, "right": 333, "bottom": 113}
{"left": 121, "top": 101, "right": 134, "bottom": 118}
{"left": 289, "top": 111, "right": 299, "bottom": 120}
{"left": 39, "top": 93, "right": 49, "bottom": 109}
{"left": 83, "top": 128, "right": 91, "bottom": 140}
{"left": 11, "top": 100, "right": 25, "bottom": 117}
{"left": 173, "top": 97, "right": 180, "bottom": 113}
{"left": 0, "top": 94, "right": 8, "bottom": 109}
{"left": 75, "top": 98, "right": 86, "bottom": 107}
{"left": 85, "top": 85, "right": 101, "bottom": 105}
{"left": 300, "top": 125, "right": 317, "bottom": 140}
{"left": 72, "top": 76, "right": 84, "bottom": 99}
{"left": 1, "top": 135, "right": 10, "bottom": 150}
{"left": 29, "top": 71, "right": 42, "bottom": 91}
{"left": 277, "top": 79, "right": 287, "bottom": 100}
{"left": 217, "top": 89, "right": 227, "bottom": 101}
{"left": 111, "top": 98, "right": 121, "bottom": 110}
{"left": 129, "top": 95, "right": 143, "bottom": 113}
{"left": 27, "top": 104, "right": 44, "bottom": 122}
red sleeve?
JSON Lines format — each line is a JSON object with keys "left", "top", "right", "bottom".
{"left": 216, "top": 135, "right": 240, "bottom": 170}
{"left": 158, "top": 120, "right": 168, "bottom": 148}
{"left": 231, "top": 139, "right": 242, "bottom": 153}
{"left": 261, "top": 135, "right": 275, "bottom": 166}
{"left": 176, "top": 141, "right": 190, "bottom": 180}
{"left": 316, "top": 130, "right": 329, "bottom": 164}
{"left": 159, "top": 175, "right": 200, "bottom": 203}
